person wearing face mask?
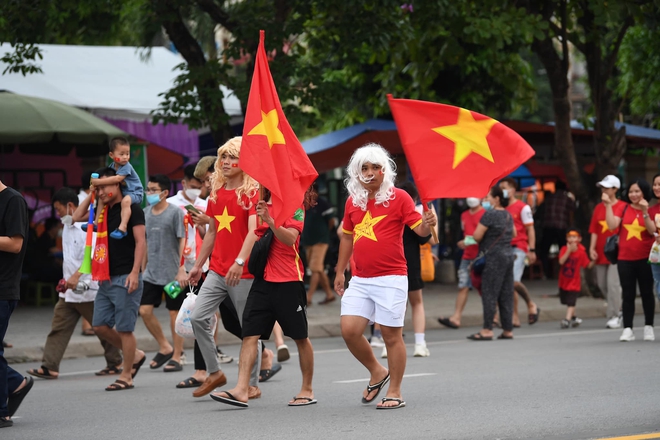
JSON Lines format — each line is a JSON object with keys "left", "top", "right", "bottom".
{"left": 26, "top": 188, "right": 123, "bottom": 380}
{"left": 141, "top": 175, "right": 187, "bottom": 371}
{"left": 438, "top": 197, "right": 484, "bottom": 329}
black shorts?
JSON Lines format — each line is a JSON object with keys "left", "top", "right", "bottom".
{"left": 408, "top": 274, "right": 424, "bottom": 291}
{"left": 242, "top": 279, "right": 308, "bottom": 340}
{"left": 141, "top": 281, "right": 186, "bottom": 311}
{"left": 559, "top": 289, "right": 579, "bottom": 307}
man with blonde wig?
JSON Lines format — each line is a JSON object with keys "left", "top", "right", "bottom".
{"left": 334, "top": 144, "right": 437, "bottom": 410}
{"left": 187, "top": 137, "right": 263, "bottom": 399}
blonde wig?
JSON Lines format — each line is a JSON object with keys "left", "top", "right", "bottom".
{"left": 345, "top": 143, "right": 397, "bottom": 211}
{"left": 209, "top": 137, "right": 259, "bottom": 209}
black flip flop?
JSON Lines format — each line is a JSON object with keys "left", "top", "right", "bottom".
{"left": 105, "top": 379, "right": 134, "bottom": 391}
{"left": 466, "top": 333, "right": 493, "bottom": 341}
{"left": 362, "top": 372, "right": 390, "bottom": 404}
{"left": 176, "top": 377, "right": 203, "bottom": 389}
{"left": 497, "top": 334, "right": 514, "bottom": 340}
{"left": 95, "top": 366, "right": 122, "bottom": 376}
{"left": 8, "top": 376, "right": 34, "bottom": 417}
{"left": 132, "top": 355, "right": 147, "bottom": 379}
{"left": 259, "top": 363, "right": 282, "bottom": 382}
{"left": 210, "top": 391, "right": 248, "bottom": 408}
{"left": 150, "top": 351, "right": 174, "bottom": 369}
{"left": 437, "top": 317, "right": 459, "bottom": 329}
{"left": 163, "top": 360, "right": 183, "bottom": 372}
{"left": 27, "top": 366, "right": 58, "bottom": 380}
{"left": 529, "top": 307, "right": 541, "bottom": 325}
{"left": 288, "top": 396, "right": 318, "bottom": 406}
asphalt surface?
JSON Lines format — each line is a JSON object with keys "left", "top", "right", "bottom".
{"left": 4, "top": 318, "right": 660, "bottom": 440}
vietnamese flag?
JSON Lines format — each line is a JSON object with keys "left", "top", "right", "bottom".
{"left": 240, "top": 30, "right": 318, "bottom": 227}
{"left": 91, "top": 206, "right": 110, "bottom": 282}
{"left": 388, "top": 95, "right": 535, "bottom": 200}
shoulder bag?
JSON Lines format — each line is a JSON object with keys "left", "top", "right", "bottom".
{"left": 603, "top": 204, "right": 628, "bottom": 265}
{"left": 248, "top": 228, "right": 274, "bottom": 278}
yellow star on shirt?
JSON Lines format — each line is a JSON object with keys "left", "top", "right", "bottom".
{"left": 247, "top": 109, "right": 285, "bottom": 149}
{"left": 623, "top": 218, "right": 646, "bottom": 241}
{"left": 353, "top": 211, "right": 387, "bottom": 244}
{"left": 598, "top": 220, "right": 611, "bottom": 234}
{"left": 432, "top": 108, "right": 497, "bottom": 169}
{"left": 215, "top": 206, "right": 236, "bottom": 233}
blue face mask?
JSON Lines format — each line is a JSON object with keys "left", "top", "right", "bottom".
{"left": 482, "top": 201, "right": 493, "bottom": 210}
{"left": 146, "top": 193, "right": 162, "bottom": 206}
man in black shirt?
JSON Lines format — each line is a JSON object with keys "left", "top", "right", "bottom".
{"left": 0, "top": 180, "right": 34, "bottom": 428}
{"left": 76, "top": 168, "right": 147, "bottom": 391}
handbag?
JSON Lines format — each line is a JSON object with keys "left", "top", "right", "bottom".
{"left": 470, "top": 212, "right": 511, "bottom": 276}
{"left": 248, "top": 227, "right": 274, "bottom": 278}
{"left": 604, "top": 205, "right": 628, "bottom": 265}
{"left": 420, "top": 243, "right": 435, "bottom": 282}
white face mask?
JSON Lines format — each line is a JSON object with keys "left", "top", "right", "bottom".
{"left": 466, "top": 198, "right": 481, "bottom": 208}
{"left": 185, "top": 188, "right": 202, "bottom": 200}
{"left": 60, "top": 207, "right": 73, "bottom": 226}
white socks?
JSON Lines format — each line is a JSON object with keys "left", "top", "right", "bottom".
{"left": 414, "top": 333, "right": 425, "bottom": 345}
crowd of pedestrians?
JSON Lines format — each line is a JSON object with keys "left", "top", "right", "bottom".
{"left": 2, "top": 136, "right": 660, "bottom": 427}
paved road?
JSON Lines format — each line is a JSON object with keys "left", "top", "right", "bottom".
{"left": 4, "top": 318, "right": 659, "bottom": 440}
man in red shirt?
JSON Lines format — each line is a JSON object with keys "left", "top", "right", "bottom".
{"left": 187, "top": 137, "right": 262, "bottom": 399}
{"left": 438, "top": 197, "right": 484, "bottom": 329}
{"left": 211, "top": 190, "right": 317, "bottom": 408}
{"left": 558, "top": 230, "right": 595, "bottom": 328}
{"left": 499, "top": 178, "right": 540, "bottom": 326}
{"left": 588, "top": 175, "right": 625, "bottom": 328}
{"left": 334, "top": 144, "right": 436, "bottom": 410}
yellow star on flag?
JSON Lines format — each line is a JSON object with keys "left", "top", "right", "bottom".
{"left": 598, "top": 220, "right": 611, "bottom": 234}
{"left": 353, "top": 211, "right": 387, "bottom": 244}
{"left": 623, "top": 218, "right": 646, "bottom": 241}
{"left": 215, "top": 206, "right": 236, "bottom": 233}
{"left": 432, "top": 108, "right": 498, "bottom": 169}
{"left": 247, "top": 109, "right": 285, "bottom": 149}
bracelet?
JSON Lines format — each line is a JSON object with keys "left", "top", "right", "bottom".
{"left": 529, "top": 248, "right": 536, "bottom": 252}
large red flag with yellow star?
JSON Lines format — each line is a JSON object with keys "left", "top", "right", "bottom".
{"left": 388, "top": 95, "right": 535, "bottom": 199}
{"left": 240, "top": 30, "right": 318, "bottom": 227}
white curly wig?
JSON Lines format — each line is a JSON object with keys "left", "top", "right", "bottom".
{"left": 345, "top": 143, "right": 397, "bottom": 211}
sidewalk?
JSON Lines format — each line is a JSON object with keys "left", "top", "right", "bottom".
{"left": 3, "top": 279, "right": 641, "bottom": 363}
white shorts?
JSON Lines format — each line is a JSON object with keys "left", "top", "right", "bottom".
{"left": 340, "top": 275, "right": 408, "bottom": 327}
{"left": 513, "top": 247, "right": 527, "bottom": 282}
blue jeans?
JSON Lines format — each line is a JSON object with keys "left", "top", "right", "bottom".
{"left": 651, "top": 264, "right": 660, "bottom": 302}
{"left": 1, "top": 300, "right": 24, "bottom": 418}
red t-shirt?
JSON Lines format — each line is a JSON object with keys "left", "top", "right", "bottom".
{"left": 559, "top": 244, "right": 590, "bottom": 292}
{"left": 617, "top": 205, "right": 654, "bottom": 261}
{"left": 255, "top": 205, "right": 305, "bottom": 283}
{"left": 461, "top": 208, "right": 485, "bottom": 260}
{"left": 506, "top": 199, "right": 533, "bottom": 252}
{"left": 588, "top": 201, "right": 627, "bottom": 265}
{"left": 342, "top": 188, "right": 423, "bottom": 278}
{"left": 205, "top": 187, "right": 257, "bottom": 278}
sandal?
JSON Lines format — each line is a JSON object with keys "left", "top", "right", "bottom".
{"left": 362, "top": 372, "right": 390, "bottom": 404}
{"left": 497, "top": 334, "right": 514, "bottom": 340}
{"left": 27, "top": 366, "right": 58, "bottom": 379}
{"left": 132, "top": 354, "right": 147, "bottom": 378}
{"left": 95, "top": 366, "right": 123, "bottom": 376}
{"left": 81, "top": 328, "right": 96, "bottom": 336}
{"left": 176, "top": 377, "right": 203, "bottom": 389}
{"left": 529, "top": 307, "right": 540, "bottom": 325}
{"left": 466, "top": 333, "right": 493, "bottom": 341}
{"left": 259, "top": 363, "right": 282, "bottom": 382}
{"left": 376, "top": 397, "right": 406, "bottom": 410}
{"left": 288, "top": 396, "right": 318, "bottom": 406}
{"left": 163, "top": 360, "right": 183, "bottom": 372}
{"left": 3, "top": 341, "right": 13, "bottom": 348}
{"left": 105, "top": 379, "right": 134, "bottom": 391}
{"left": 150, "top": 351, "right": 173, "bottom": 369}
{"left": 438, "top": 317, "right": 459, "bottom": 329}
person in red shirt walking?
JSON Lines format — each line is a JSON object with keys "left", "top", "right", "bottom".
{"left": 334, "top": 144, "right": 436, "bottom": 410}
{"left": 558, "top": 230, "right": 595, "bottom": 328}
{"left": 588, "top": 175, "right": 625, "bottom": 329}
{"left": 438, "top": 197, "right": 484, "bottom": 329}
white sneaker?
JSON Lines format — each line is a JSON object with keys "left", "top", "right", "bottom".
{"left": 606, "top": 316, "right": 622, "bottom": 329}
{"left": 216, "top": 347, "right": 234, "bottom": 364}
{"left": 381, "top": 346, "right": 387, "bottom": 359}
{"left": 370, "top": 336, "right": 385, "bottom": 348}
{"left": 413, "top": 343, "right": 430, "bottom": 357}
{"left": 180, "top": 352, "right": 187, "bottom": 365}
{"left": 619, "top": 327, "right": 635, "bottom": 342}
{"left": 643, "top": 325, "right": 655, "bottom": 341}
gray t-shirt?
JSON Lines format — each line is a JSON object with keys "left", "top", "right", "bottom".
{"left": 479, "top": 209, "right": 514, "bottom": 257}
{"left": 143, "top": 203, "right": 185, "bottom": 285}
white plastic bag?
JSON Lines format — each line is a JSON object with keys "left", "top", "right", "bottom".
{"left": 649, "top": 242, "right": 660, "bottom": 264}
{"left": 175, "top": 289, "right": 217, "bottom": 339}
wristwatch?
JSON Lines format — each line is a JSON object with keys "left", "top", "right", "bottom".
{"left": 643, "top": 214, "right": 649, "bottom": 219}
{"left": 529, "top": 248, "right": 536, "bottom": 252}
{"left": 235, "top": 258, "right": 245, "bottom": 267}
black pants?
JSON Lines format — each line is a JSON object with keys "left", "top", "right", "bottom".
{"left": 481, "top": 254, "right": 515, "bottom": 331}
{"left": 617, "top": 259, "right": 655, "bottom": 328}
{"left": 539, "top": 227, "right": 566, "bottom": 278}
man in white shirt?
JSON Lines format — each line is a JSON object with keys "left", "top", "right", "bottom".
{"left": 26, "top": 188, "right": 122, "bottom": 379}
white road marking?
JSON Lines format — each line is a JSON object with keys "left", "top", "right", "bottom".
{"left": 333, "top": 373, "right": 437, "bottom": 384}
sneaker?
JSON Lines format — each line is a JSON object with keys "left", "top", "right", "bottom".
{"left": 370, "top": 335, "right": 385, "bottom": 348}
{"left": 216, "top": 347, "right": 233, "bottom": 364}
{"left": 180, "top": 352, "right": 187, "bottom": 365}
{"left": 571, "top": 317, "right": 582, "bottom": 328}
{"left": 606, "top": 316, "right": 622, "bottom": 329}
{"left": 619, "top": 327, "right": 635, "bottom": 342}
{"left": 643, "top": 325, "right": 655, "bottom": 341}
{"left": 381, "top": 346, "right": 387, "bottom": 359}
{"left": 560, "top": 319, "right": 570, "bottom": 329}
{"left": 413, "top": 343, "right": 430, "bottom": 357}
{"left": 0, "top": 416, "right": 12, "bottom": 428}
